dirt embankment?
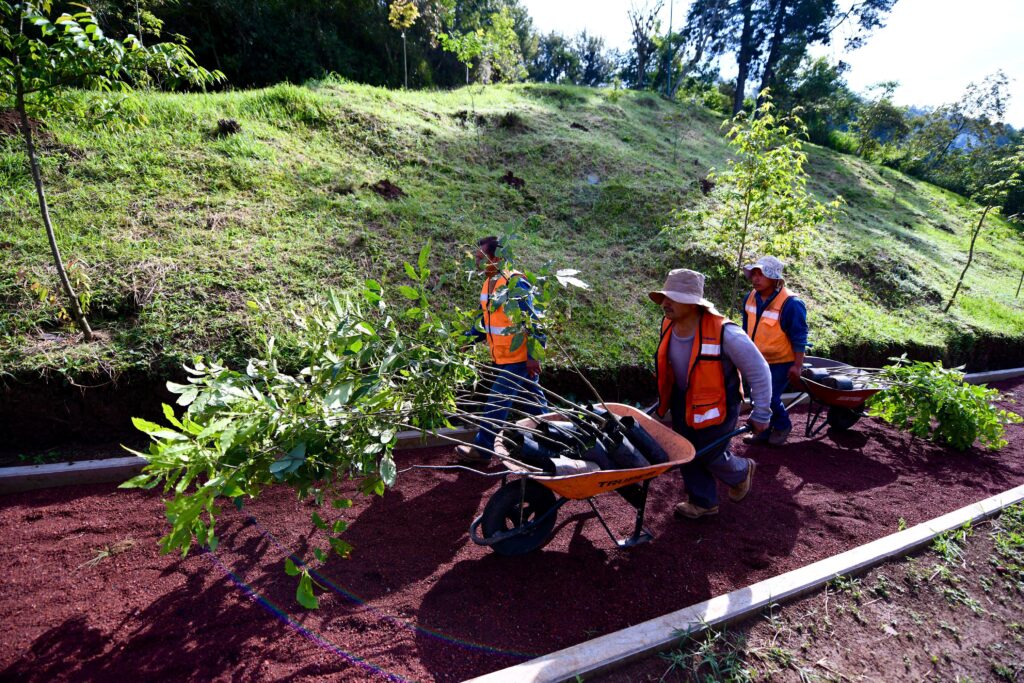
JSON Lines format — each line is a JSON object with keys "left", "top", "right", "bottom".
{"left": 2, "top": 329, "right": 1022, "bottom": 453}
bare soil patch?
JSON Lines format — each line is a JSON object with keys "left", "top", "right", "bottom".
{"left": 368, "top": 178, "right": 406, "bottom": 200}
{"left": 0, "top": 109, "right": 48, "bottom": 142}
{"left": 0, "top": 378, "right": 1021, "bottom": 681}
{"left": 499, "top": 170, "right": 525, "bottom": 190}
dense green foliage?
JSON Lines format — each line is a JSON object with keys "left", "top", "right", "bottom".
{"left": 84, "top": 0, "right": 537, "bottom": 89}
{"left": 867, "top": 358, "right": 1022, "bottom": 451}
{"left": 123, "top": 255, "right": 471, "bottom": 606}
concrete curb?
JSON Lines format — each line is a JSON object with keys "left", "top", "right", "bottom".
{"left": 2, "top": 366, "right": 1022, "bottom": 495}
{"left": 0, "top": 427, "right": 475, "bottom": 495}
{"left": 467, "top": 483, "right": 1024, "bottom": 683}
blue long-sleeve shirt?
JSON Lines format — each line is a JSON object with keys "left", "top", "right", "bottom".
{"left": 741, "top": 290, "right": 808, "bottom": 354}
{"left": 466, "top": 275, "right": 546, "bottom": 359}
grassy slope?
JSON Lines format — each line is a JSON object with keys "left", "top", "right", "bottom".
{"left": 1, "top": 80, "right": 1022, "bottom": 381}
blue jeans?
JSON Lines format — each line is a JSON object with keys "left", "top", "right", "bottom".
{"left": 768, "top": 362, "right": 794, "bottom": 432}
{"left": 473, "top": 362, "right": 548, "bottom": 455}
{"left": 671, "top": 391, "right": 749, "bottom": 509}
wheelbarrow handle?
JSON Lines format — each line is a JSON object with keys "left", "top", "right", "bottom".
{"left": 691, "top": 393, "right": 806, "bottom": 458}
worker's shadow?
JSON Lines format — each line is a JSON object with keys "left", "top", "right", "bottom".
{"left": 316, "top": 469, "right": 495, "bottom": 605}
{"left": 412, "top": 467, "right": 806, "bottom": 682}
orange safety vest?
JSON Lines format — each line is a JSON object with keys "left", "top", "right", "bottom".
{"left": 480, "top": 270, "right": 529, "bottom": 365}
{"left": 744, "top": 287, "right": 796, "bottom": 364}
{"left": 654, "top": 311, "right": 731, "bottom": 429}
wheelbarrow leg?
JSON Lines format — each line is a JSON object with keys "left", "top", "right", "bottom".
{"left": 589, "top": 479, "right": 654, "bottom": 548}
{"left": 805, "top": 396, "right": 829, "bottom": 437}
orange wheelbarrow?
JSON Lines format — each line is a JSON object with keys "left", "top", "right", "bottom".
{"left": 467, "top": 403, "right": 746, "bottom": 556}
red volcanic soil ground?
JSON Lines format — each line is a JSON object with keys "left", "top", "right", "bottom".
{"left": 1, "top": 379, "right": 1022, "bottom": 682}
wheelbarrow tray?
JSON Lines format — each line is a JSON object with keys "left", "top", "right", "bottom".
{"left": 493, "top": 402, "right": 696, "bottom": 500}
{"left": 801, "top": 377, "right": 881, "bottom": 409}
{"left": 799, "top": 356, "right": 886, "bottom": 436}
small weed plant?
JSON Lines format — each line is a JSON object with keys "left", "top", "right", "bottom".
{"left": 991, "top": 503, "right": 1024, "bottom": 591}
{"left": 868, "top": 357, "right": 1022, "bottom": 451}
{"left": 661, "top": 626, "right": 757, "bottom": 683}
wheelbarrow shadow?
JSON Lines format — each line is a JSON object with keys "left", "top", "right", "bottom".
{"left": 315, "top": 466, "right": 495, "bottom": 603}
{"left": 411, "top": 467, "right": 804, "bottom": 682}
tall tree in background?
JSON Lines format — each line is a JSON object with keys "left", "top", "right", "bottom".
{"left": 851, "top": 81, "right": 910, "bottom": 158}
{"left": 682, "top": 0, "right": 897, "bottom": 114}
{"left": 775, "top": 56, "right": 857, "bottom": 144}
{"left": 662, "top": 0, "right": 729, "bottom": 97}
{"left": 575, "top": 31, "right": 618, "bottom": 87}
{"left": 479, "top": 6, "right": 526, "bottom": 82}
{"left": 529, "top": 30, "right": 617, "bottom": 86}
{"left": 908, "top": 70, "right": 1011, "bottom": 175}
{"left": 626, "top": 0, "right": 663, "bottom": 89}
{"left": 530, "top": 31, "right": 579, "bottom": 83}
{"left": 730, "top": 0, "right": 759, "bottom": 114}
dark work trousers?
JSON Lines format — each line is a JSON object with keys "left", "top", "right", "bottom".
{"left": 768, "top": 361, "right": 794, "bottom": 432}
{"left": 472, "top": 361, "right": 548, "bottom": 456}
{"left": 671, "top": 390, "right": 749, "bottom": 509}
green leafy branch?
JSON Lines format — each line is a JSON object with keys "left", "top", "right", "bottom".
{"left": 123, "top": 242, "right": 589, "bottom": 608}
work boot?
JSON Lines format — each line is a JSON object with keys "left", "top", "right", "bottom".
{"left": 768, "top": 427, "right": 792, "bottom": 447}
{"left": 742, "top": 429, "right": 771, "bottom": 445}
{"left": 454, "top": 444, "right": 492, "bottom": 464}
{"left": 728, "top": 459, "right": 756, "bottom": 502}
{"left": 673, "top": 500, "right": 719, "bottom": 519}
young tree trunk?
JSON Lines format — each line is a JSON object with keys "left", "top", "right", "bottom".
{"left": 732, "top": 0, "right": 756, "bottom": 115}
{"left": 944, "top": 205, "right": 991, "bottom": 313}
{"left": 402, "top": 31, "right": 408, "bottom": 89}
{"left": 734, "top": 195, "right": 753, "bottom": 310}
{"left": 1016, "top": 269, "right": 1023, "bottom": 298}
{"left": 15, "top": 79, "right": 94, "bottom": 341}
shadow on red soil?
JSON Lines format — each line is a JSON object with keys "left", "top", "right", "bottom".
{"left": 1, "top": 378, "right": 1022, "bottom": 681}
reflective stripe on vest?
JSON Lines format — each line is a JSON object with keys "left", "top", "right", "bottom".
{"left": 744, "top": 287, "right": 796, "bottom": 364}
{"left": 481, "top": 271, "right": 529, "bottom": 365}
{"left": 654, "top": 312, "right": 731, "bottom": 429}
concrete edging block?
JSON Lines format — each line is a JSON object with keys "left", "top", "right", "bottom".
{"left": 467, "top": 483, "right": 1024, "bottom": 683}
{"left": 0, "top": 427, "right": 476, "bottom": 494}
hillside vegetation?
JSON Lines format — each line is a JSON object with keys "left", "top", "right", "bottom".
{"left": 2, "top": 80, "right": 1023, "bottom": 386}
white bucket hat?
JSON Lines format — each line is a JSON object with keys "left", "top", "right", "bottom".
{"left": 743, "top": 256, "right": 785, "bottom": 280}
{"left": 648, "top": 269, "right": 718, "bottom": 311}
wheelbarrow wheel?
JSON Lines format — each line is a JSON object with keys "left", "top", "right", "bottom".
{"left": 826, "top": 406, "right": 862, "bottom": 431}
{"left": 480, "top": 480, "right": 558, "bottom": 556}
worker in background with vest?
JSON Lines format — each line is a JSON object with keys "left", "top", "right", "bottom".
{"left": 455, "top": 236, "right": 547, "bottom": 465}
{"left": 650, "top": 269, "right": 773, "bottom": 519}
{"left": 741, "top": 256, "right": 808, "bottom": 447}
